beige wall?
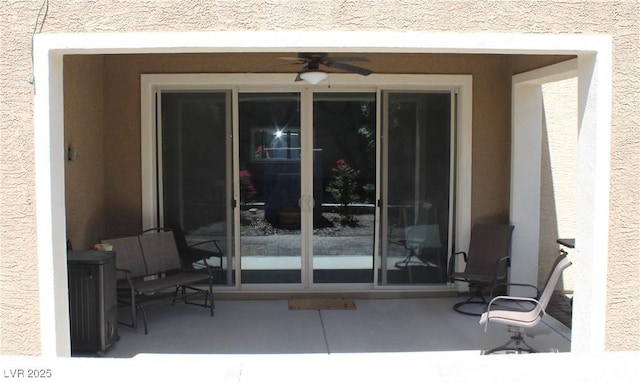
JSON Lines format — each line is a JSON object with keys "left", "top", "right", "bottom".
{"left": 1, "top": 1, "right": 639, "bottom": 354}
{"left": 64, "top": 56, "right": 107, "bottom": 250}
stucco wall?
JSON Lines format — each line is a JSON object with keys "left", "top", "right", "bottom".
{"left": 539, "top": 78, "right": 578, "bottom": 290}
{"left": 1, "top": 1, "right": 639, "bottom": 354}
{"left": 0, "top": 0, "right": 41, "bottom": 356}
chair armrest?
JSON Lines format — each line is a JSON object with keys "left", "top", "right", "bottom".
{"left": 188, "top": 258, "right": 217, "bottom": 279}
{"left": 116, "top": 268, "right": 136, "bottom": 289}
{"left": 483, "top": 295, "right": 545, "bottom": 331}
{"left": 487, "top": 295, "right": 543, "bottom": 309}
{"left": 388, "top": 239, "right": 408, "bottom": 251}
{"left": 142, "top": 227, "right": 171, "bottom": 234}
{"left": 116, "top": 267, "right": 132, "bottom": 280}
{"left": 189, "top": 238, "right": 223, "bottom": 255}
{"left": 490, "top": 255, "right": 510, "bottom": 283}
{"left": 447, "top": 251, "right": 468, "bottom": 281}
{"left": 456, "top": 251, "right": 468, "bottom": 263}
{"left": 489, "top": 282, "right": 540, "bottom": 300}
{"left": 183, "top": 240, "right": 224, "bottom": 270}
{"left": 193, "top": 256, "right": 212, "bottom": 269}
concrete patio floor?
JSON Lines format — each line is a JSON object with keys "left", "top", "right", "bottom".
{"left": 104, "top": 297, "right": 571, "bottom": 357}
{"left": 17, "top": 299, "right": 636, "bottom": 382}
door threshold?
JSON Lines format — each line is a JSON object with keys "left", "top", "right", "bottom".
{"left": 214, "top": 289, "right": 457, "bottom": 301}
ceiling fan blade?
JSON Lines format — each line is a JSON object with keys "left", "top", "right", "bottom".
{"left": 279, "top": 57, "right": 308, "bottom": 62}
{"left": 325, "top": 61, "right": 373, "bottom": 76}
{"left": 299, "top": 52, "right": 327, "bottom": 59}
{"left": 280, "top": 53, "right": 373, "bottom": 81}
{"left": 325, "top": 56, "right": 370, "bottom": 63}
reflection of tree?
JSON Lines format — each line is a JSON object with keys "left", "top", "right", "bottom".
{"left": 239, "top": 170, "right": 256, "bottom": 204}
{"left": 355, "top": 102, "right": 376, "bottom": 184}
{"left": 326, "top": 159, "right": 360, "bottom": 225}
{"left": 357, "top": 102, "right": 376, "bottom": 151}
{"left": 313, "top": 99, "right": 377, "bottom": 211}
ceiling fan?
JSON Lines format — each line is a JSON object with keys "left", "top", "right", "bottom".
{"left": 281, "top": 53, "right": 373, "bottom": 84}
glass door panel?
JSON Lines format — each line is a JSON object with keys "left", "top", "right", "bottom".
{"left": 238, "top": 93, "right": 302, "bottom": 284}
{"left": 160, "top": 92, "right": 234, "bottom": 285}
{"left": 313, "top": 93, "right": 377, "bottom": 283}
{"left": 380, "top": 92, "right": 452, "bottom": 285}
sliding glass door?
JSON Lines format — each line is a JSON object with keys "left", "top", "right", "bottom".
{"left": 236, "top": 92, "right": 377, "bottom": 285}
{"left": 160, "top": 91, "right": 234, "bottom": 285}
{"left": 312, "top": 92, "right": 376, "bottom": 283}
{"left": 153, "top": 83, "right": 457, "bottom": 289}
{"left": 238, "top": 93, "right": 303, "bottom": 284}
{"left": 379, "top": 91, "right": 453, "bottom": 285}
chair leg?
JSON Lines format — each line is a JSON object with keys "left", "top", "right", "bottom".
{"left": 130, "top": 291, "right": 137, "bottom": 329}
{"left": 198, "top": 276, "right": 215, "bottom": 317}
{"left": 482, "top": 327, "right": 538, "bottom": 355}
{"left": 171, "top": 286, "right": 182, "bottom": 305}
{"left": 139, "top": 305, "right": 148, "bottom": 335}
{"left": 395, "top": 249, "right": 417, "bottom": 283}
{"left": 180, "top": 280, "right": 215, "bottom": 317}
{"left": 207, "top": 276, "right": 214, "bottom": 316}
{"left": 395, "top": 249, "right": 415, "bottom": 268}
{"left": 117, "top": 298, "right": 138, "bottom": 330}
{"left": 117, "top": 285, "right": 144, "bottom": 332}
{"left": 453, "top": 285, "right": 488, "bottom": 316}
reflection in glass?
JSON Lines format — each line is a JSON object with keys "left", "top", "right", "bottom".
{"left": 313, "top": 93, "right": 377, "bottom": 283}
{"left": 239, "top": 93, "right": 302, "bottom": 284}
{"left": 161, "top": 92, "right": 234, "bottom": 285}
{"left": 252, "top": 128, "right": 301, "bottom": 160}
{"left": 381, "top": 92, "right": 451, "bottom": 285}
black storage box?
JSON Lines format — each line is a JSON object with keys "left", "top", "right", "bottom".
{"left": 67, "top": 250, "right": 119, "bottom": 355}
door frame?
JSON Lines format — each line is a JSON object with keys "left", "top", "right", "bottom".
{"left": 140, "top": 73, "right": 472, "bottom": 291}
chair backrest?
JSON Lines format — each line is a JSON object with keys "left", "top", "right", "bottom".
{"left": 138, "top": 230, "right": 182, "bottom": 275}
{"left": 538, "top": 252, "right": 572, "bottom": 310}
{"left": 102, "top": 236, "right": 147, "bottom": 279}
{"left": 405, "top": 225, "right": 442, "bottom": 249}
{"left": 164, "top": 223, "right": 190, "bottom": 258}
{"left": 413, "top": 201, "right": 437, "bottom": 226}
{"left": 464, "top": 223, "right": 514, "bottom": 281}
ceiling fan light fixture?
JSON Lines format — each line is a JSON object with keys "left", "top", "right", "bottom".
{"left": 299, "top": 70, "right": 328, "bottom": 85}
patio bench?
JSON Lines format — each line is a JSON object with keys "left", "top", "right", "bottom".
{"left": 102, "top": 229, "right": 214, "bottom": 334}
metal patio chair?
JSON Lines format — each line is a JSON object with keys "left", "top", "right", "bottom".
{"left": 479, "top": 251, "right": 572, "bottom": 354}
{"left": 448, "top": 223, "right": 514, "bottom": 315}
